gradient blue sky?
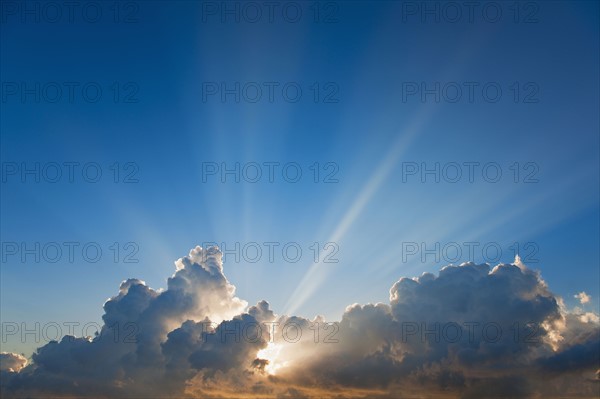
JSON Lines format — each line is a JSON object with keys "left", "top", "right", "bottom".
{"left": 1, "top": 1, "right": 598, "bottom": 356}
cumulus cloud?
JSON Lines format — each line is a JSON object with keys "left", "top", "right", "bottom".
{"left": 576, "top": 291, "right": 592, "bottom": 305}
{"left": 1, "top": 245, "right": 598, "bottom": 398}
{"left": 0, "top": 353, "right": 27, "bottom": 373}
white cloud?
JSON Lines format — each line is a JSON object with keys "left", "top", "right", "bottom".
{"left": 1, "top": 246, "right": 598, "bottom": 398}
{"left": 0, "top": 353, "right": 27, "bottom": 373}
{"left": 575, "top": 291, "right": 592, "bottom": 305}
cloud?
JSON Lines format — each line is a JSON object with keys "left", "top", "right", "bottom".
{"left": 0, "top": 353, "right": 27, "bottom": 373}
{"left": 271, "top": 262, "right": 596, "bottom": 397}
{"left": 1, "top": 246, "right": 598, "bottom": 398}
{"left": 575, "top": 291, "right": 592, "bottom": 305}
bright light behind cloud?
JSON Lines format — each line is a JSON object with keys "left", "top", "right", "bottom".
{"left": 257, "top": 342, "right": 287, "bottom": 375}
{"left": 1, "top": 1, "right": 599, "bottom": 398}
{"left": 1, "top": 246, "right": 599, "bottom": 398}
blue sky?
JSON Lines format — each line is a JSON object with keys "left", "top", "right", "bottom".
{"left": 1, "top": 0, "right": 599, "bottom": 361}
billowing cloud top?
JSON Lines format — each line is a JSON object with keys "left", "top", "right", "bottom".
{"left": 1, "top": 246, "right": 598, "bottom": 398}
{"left": 0, "top": 353, "right": 27, "bottom": 373}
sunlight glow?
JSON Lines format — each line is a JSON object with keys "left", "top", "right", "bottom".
{"left": 257, "top": 342, "right": 288, "bottom": 375}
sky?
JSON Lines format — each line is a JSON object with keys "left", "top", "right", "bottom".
{"left": 0, "top": 1, "right": 599, "bottom": 398}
